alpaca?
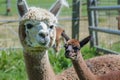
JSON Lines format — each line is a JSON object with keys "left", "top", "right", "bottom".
{"left": 17, "top": 0, "right": 67, "bottom": 54}
{"left": 17, "top": 0, "right": 69, "bottom": 80}
{"left": 17, "top": 0, "right": 120, "bottom": 80}
{"left": 53, "top": 27, "right": 65, "bottom": 54}
{"left": 64, "top": 36, "right": 120, "bottom": 80}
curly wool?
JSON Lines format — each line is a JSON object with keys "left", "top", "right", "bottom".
{"left": 21, "top": 7, "right": 58, "bottom": 25}
{"left": 86, "top": 54, "right": 120, "bottom": 76}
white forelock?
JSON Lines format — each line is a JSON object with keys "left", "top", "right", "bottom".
{"left": 21, "top": 7, "right": 58, "bottom": 25}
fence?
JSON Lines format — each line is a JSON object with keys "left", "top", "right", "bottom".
{"left": 3, "top": 0, "right": 120, "bottom": 54}
{"left": 87, "top": 0, "right": 120, "bottom": 54}
{"left": 0, "top": 19, "right": 20, "bottom": 50}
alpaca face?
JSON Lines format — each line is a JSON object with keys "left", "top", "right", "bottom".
{"left": 64, "top": 39, "right": 80, "bottom": 60}
{"left": 18, "top": 7, "right": 57, "bottom": 51}
{"left": 64, "top": 36, "right": 91, "bottom": 60}
{"left": 24, "top": 20, "right": 56, "bottom": 48}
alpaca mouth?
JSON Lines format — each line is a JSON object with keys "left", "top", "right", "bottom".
{"left": 37, "top": 36, "right": 50, "bottom": 46}
{"left": 38, "top": 38, "right": 47, "bottom": 45}
{"left": 65, "top": 51, "right": 77, "bottom": 60}
{"left": 39, "top": 38, "right": 46, "bottom": 44}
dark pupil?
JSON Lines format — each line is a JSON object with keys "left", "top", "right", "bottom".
{"left": 50, "top": 25, "right": 54, "bottom": 29}
{"left": 26, "top": 24, "right": 33, "bottom": 29}
{"left": 73, "top": 47, "right": 79, "bottom": 51}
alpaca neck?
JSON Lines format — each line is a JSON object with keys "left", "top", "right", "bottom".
{"left": 23, "top": 50, "right": 55, "bottom": 80}
{"left": 72, "top": 52, "right": 96, "bottom": 80}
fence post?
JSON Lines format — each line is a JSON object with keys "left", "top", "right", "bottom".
{"left": 117, "top": 0, "right": 120, "bottom": 30}
{"left": 6, "top": 0, "right": 11, "bottom": 15}
{"left": 87, "top": 0, "right": 94, "bottom": 47}
{"left": 87, "top": 0, "right": 98, "bottom": 47}
{"left": 72, "top": 0, "right": 80, "bottom": 40}
{"left": 93, "top": 0, "right": 99, "bottom": 46}
{"left": 118, "top": 0, "right": 120, "bottom": 14}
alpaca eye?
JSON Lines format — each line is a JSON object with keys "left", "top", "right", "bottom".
{"left": 73, "top": 47, "right": 79, "bottom": 51}
{"left": 26, "top": 24, "right": 33, "bottom": 29}
{"left": 64, "top": 44, "right": 68, "bottom": 49}
{"left": 50, "top": 25, "right": 54, "bottom": 29}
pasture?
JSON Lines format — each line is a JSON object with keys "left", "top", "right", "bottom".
{"left": 0, "top": 0, "right": 120, "bottom": 80}
{"left": 0, "top": 47, "right": 96, "bottom": 80}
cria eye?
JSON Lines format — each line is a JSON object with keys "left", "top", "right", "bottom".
{"left": 73, "top": 47, "right": 79, "bottom": 50}
{"left": 50, "top": 25, "right": 54, "bottom": 29}
{"left": 64, "top": 44, "right": 68, "bottom": 48}
{"left": 26, "top": 24, "right": 33, "bottom": 29}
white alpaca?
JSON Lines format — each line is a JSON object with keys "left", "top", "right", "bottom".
{"left": 17, "top": 0, "right": 120, "bottom": 80}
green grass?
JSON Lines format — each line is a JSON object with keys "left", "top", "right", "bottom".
{"left": 0, "top": 0, "right": 72, "bottom": 16}
{"left": 111, "top": 42, "right": 120, "bottom": 53}
{"left": 0, "top": 45, "right": 97, "bottom": 80}
{"left": 0, "top": 0, "right": 56, "bottom": 15}
{"left": 49, "top": 48, "right": 72, "bottom": 74}
{"left": 0, "top": 49, "right": 27, "bottom": 80}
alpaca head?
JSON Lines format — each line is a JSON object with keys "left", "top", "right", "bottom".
{"left": 19, "top": 7, "right": 57, "bottom": 51}
{"left": 64, "top": 36, "right": 91, "bottom": 60}
{"left": 17, "top": 0, "right": 69, "bottom": 52}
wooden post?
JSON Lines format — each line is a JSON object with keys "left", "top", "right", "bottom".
{"left": 118, "top": 0, "right": 120, "bottom": 14}
{"left": 6, "top": 0, "right": 11, "bottom": 15}
{"left": 116, "top": 0, "right": 120, "bottom": 30}
{"left": 116, "top": 16, "right": 120, "bottom": 30}
{"left": 72, "top": 0, "right": 80, "bottom": 40}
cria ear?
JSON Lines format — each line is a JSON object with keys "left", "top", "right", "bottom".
{"left": 79, "top": 36, "right": 91, "bottom": 48}
{"left": 17, "top": 0, "right": 29, "bottom": 17}
{"left": 61, "top": 31, "right": 70, "bottom": 41}
{"left": 49, "top": 0, "right": 69, "bottom": 16}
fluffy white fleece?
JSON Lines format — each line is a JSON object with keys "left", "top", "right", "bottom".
{"left": 21, "top": 7, "right": 58, "bottom": 25}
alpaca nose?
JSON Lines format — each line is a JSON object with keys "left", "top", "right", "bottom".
{"left": 65, "top": 50, "right": 70, "bottom": 58}
{"left": 39, "top": 32, "right": 48, "bottom": 38}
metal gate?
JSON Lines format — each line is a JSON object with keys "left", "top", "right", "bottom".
{"left": 87, "top": 0, "right": 120, "bottom": 54}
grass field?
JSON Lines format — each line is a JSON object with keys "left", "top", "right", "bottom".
{"left": 0, "top": 0, "right": 73, "bottom": 16}
{"left": 0, "top": 45, "right": 97, "bottom": 80}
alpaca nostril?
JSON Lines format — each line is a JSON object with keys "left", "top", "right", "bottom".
{"left": 39, "top": 32, "right": 48, "bottom": 38}
{"left": 39, "top": 33, "right": 45, "bottom": 38}
{"left": 65, "top": 50, "right": 70, "bottom": 58}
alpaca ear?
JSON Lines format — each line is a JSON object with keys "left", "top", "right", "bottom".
{"left": 79, "top": 36, "right": 91, "bottom": 48}
{"left": 61, "top": 31, "right": 70, "bottom": 41}
{"left": 49, "top": 0, "right": 69, "bottom": 16}
{"left": 17, "top": 0, "right": 29, "bottom": 17}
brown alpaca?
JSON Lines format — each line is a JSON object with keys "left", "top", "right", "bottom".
{"left": 17, "top": 0, "right": 120, "bottom": 80}
{"left": 64, "top": 36, "right": 120, "bottom": 80}
{"left": 53, "top": 27, "right": 65, "bottom": 53}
